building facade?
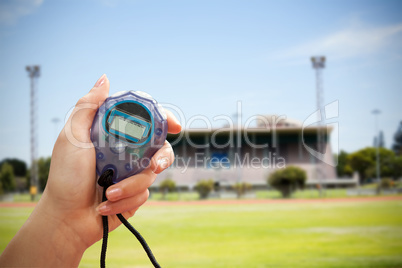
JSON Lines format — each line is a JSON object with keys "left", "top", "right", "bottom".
{"left": 154, "top": 116, "right": 355, "bottom": 190}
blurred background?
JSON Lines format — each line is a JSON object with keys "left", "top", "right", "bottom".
{"left": 0, "top": 0, "right": 401, "bottom": 163}
{"left": 0, "top": 1, "right": 401, "bottom": 267}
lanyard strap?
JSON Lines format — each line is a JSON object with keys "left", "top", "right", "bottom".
{"left": 98, "top": 170, "right": 161, "bottom": 268}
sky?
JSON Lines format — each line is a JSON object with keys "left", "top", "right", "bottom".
{"left": 0, "top": 0, "right": 401, "bottom": 165}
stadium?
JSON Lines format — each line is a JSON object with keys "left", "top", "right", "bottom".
{"left": 153, "top": 115, "right": 358, "bottom": 192}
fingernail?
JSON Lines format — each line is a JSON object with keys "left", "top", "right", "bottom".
{"left": 107, "top": 188, "right": 122, "bottom": 200}
{"left": 157, "top": 158, "right": 169, "bottom": 170}
{"left": 95, "top": 74, "right": 106, "bottom": 88}
{"left": 173, "top": 116, "right": 181, "bottom": 128}
{"left": 96, "top": 204, "right": 111, "bottom": 214}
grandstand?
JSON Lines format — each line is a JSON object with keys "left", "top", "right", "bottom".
{"left": 153, "top": 115, "right": 358, "bottom": 190}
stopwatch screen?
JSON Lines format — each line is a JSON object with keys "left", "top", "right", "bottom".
{"left": 110, "top": 116, "right": 146, "bottom": 140}
{"left": 105, "top": 102, "right": 152, "bottom": 144}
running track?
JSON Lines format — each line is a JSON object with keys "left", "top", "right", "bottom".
{"left": 1, "top": 196, "right": 401, "bottom": 208}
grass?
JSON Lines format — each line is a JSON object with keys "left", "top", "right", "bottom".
{"left": 150, "top": 187, "right": 396, "bottom": 201}
{"left": 255, "top": 188, "right": 348, "bottom": 199}
{"left": 1, "top": 199, "right": 401, "bottom": 267}
{"left": 5, "top": 185, "right": 400, "bottom": 202}
{"left": 149, "top": 191, "right": 200, "bottom": 201}
{"left": 148, "top": 188, "right": 349, "bottom": 201}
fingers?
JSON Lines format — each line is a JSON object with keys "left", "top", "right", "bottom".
{"left": 97, "top": 189, "right": 149, "bottom": 216}
{"left": 165, "top": 109, "right": 181, "bottom": 134}
{"left": 150, "top": 109, "right": 180, "bottom": 173}
{"left": 96, "top": 140, "right": 175, "bottom": 215}
{"left": 107, "top": 168, "right": 157, "bottom": 202}
{"left": 96, "top": 168, "right": 156, "bottom": 215}
{"left": 64, "top": 74, "right": 110, "bottom": 144}
{"left": 150, "top": 141, "right": 174, "bottom": 174}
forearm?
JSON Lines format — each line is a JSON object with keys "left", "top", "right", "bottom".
{"left": 0, "top": 196, "right": 87, "bottom": 267}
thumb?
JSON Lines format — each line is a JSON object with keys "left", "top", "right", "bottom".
{"left": 64, "top": 74, "right": 110, "bottom": 146}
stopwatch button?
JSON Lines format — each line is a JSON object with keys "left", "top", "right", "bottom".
{"left": 125, "top": 163, "right": 132, "bottom": 171}
{"left": 97, "top": 152, "right": 104, "bottom": 160}
{"left": 155, "top": 128, "right": 163, "bottom": 136}
{"left": 110, "top": 142, "right": 126, "bottom": 154}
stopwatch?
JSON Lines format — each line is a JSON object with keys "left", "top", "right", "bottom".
{"left": 91, "top": 91, "right": 168, "bottom": 184}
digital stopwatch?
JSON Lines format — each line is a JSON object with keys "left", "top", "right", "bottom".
{"left": 91, "top": 91, "right": 168, "bottom": 184}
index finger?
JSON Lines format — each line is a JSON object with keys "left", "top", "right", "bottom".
{"left": 165, "top": 109, "right": 182, "bottom": 134}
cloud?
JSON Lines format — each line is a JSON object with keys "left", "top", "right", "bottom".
{"left": 273, "top": 23, "right": 402, "bottom": 64}
{"left": 0, "top": 0, "right": 44, "bottom": 25}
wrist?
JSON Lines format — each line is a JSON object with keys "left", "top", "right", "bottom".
{"left": 0, "top": 193, "right": 87, "bottom": 267}
{"left": 33, "top": 193, "right": 88, "bottom": 265}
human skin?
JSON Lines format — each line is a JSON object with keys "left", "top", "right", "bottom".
{"left": 0, "top": 74, "right": 181, "bottom": 267}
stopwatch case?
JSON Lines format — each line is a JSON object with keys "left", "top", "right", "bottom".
{"left": 91, "top": 91, "right": 168, "bottom": 184}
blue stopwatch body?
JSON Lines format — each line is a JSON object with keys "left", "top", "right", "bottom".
{"left": 91, "top": 91, "right": 168, "bottom": 184}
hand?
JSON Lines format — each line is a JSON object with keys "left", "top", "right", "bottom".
{"left": 46, "top": 73, "right": 181, "bottom": 245}
{"left": 0, "top": 74, "right": 181, "bottom": 267}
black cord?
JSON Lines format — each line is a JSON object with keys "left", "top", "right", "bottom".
{"left": 98, "top": 169, "right": 113, "bottom": 268}
{"left": 117, "top": 214, "right": 161, "bottom": 268}
{"left": 100, "top": 187, "right": 108, "bottom": 268}
{"left": 97, "top": 169, "right": 161, "bottom": 268}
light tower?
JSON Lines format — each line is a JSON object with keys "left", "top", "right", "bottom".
{"left": 26, "top": 65, "right": 40, "bottom": 201}
{"left": 232, "top": 102, "right": 242, "bottom": 184}
{"left": 311, "top": 56, "right": 326, "bottom": 196}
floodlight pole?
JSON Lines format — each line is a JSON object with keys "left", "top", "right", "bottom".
{"left": 233, "top": 102, "right": 242, "bottom": 184}
{"left": 372, "top": 109, "right": 381, "bottom": 182}
{"left": 311, "top": 56, "right": 326, "bottom": 197}
{"left": 26, "top": 65, "right": 40, "bottom": 202}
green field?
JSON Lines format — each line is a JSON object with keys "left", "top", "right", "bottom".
{"left": 1, "top": 199, "right": 402, "bottom": 267}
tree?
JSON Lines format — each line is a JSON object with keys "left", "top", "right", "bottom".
{"left": 159, "top": 178, "right": 176, "bottom": 199}
{"left": 392, "top": 121, "right": 402, "bottom": 155}
{"left": 0, "top": 162, "right": 16, "bottom": 193}
{"left": 336, "top": 150, "right": 353, "bottom": 178}
{"left": 267, "top": 166, "right": 306, "bottom": 198}
{"left": 348, "top": 147, "right": 396, "bottom": 183}
{"left": 0, "top": 158, "right": 27, "bottom": 177}
{"left": 0, "top": 158, "right": 28, "bottom": 192}
{"left": 348, "top": 148, "right": 374, "bottom": 183}
{"left": 37, "top": 157, "right": 51, "bottom": 191}
{"left": 232, "top": 182, "right": 252, "bottom": 199}
{"left": 194, "top": 179, "right": 214, "bottom": 199}
{"left": 392, "top": 156, "right": 402, "bottom": 180}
